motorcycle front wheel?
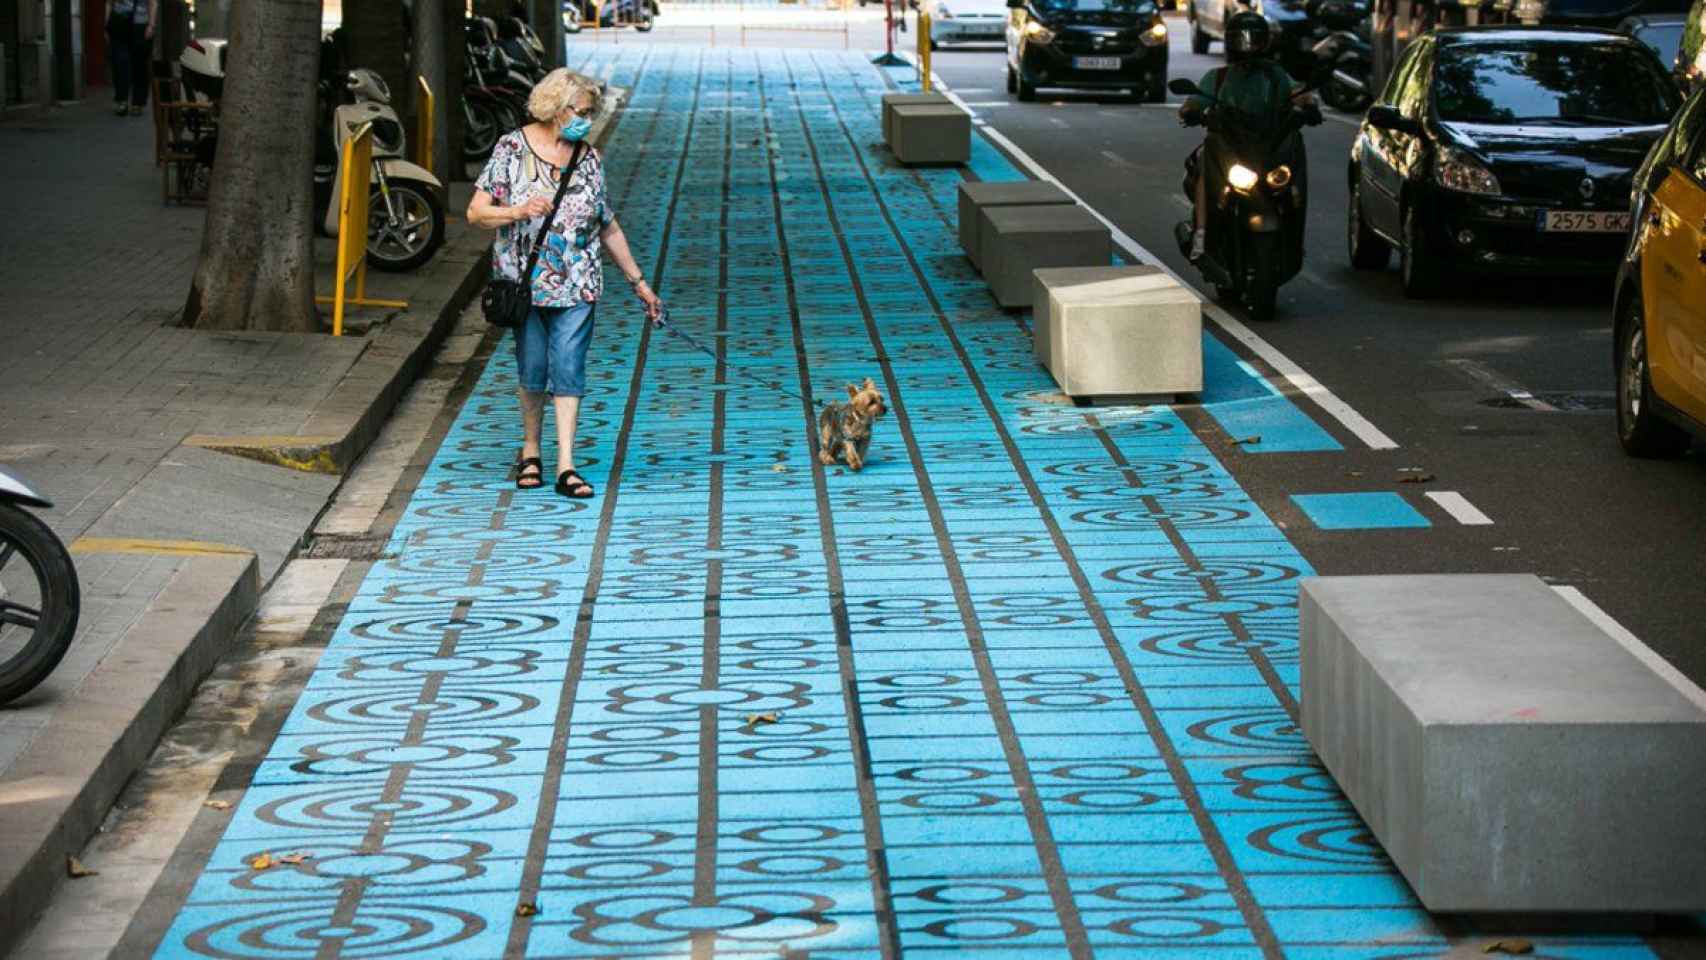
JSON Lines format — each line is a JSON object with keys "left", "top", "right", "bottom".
{"left": 464, "top": 99, "right": 501, "bottom": 162}
{"left": 0, "top": 503, "right": 80, "bottom": 706}
{"left": 1245, "top": 231, "right": 1281, "bottom": 322}
{"left": 368, "top": 180, "right": 446, "bottom": 273}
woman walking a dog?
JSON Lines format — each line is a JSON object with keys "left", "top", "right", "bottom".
{"left": 468, "top": 68, "right": 661, "bottom": 498}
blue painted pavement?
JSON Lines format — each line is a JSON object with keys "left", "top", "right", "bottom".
{"left": 149, "top": 46, "right": 1656, "bottom": 960}
{"left": 1290, "top": 493, "right": 1430, "bottom": 531}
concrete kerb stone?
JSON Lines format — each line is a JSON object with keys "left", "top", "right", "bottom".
{"left": 890, "top": 103, "right": 970, "bottom": 166}
{"left": 979, "top": 204, "right": 1112, "bottom": 309}
{"left": 956, "top": 179, "right": 1073, "bottom": 273}
{"left": 0, "top": 550, "right": 258, "bottom": 958}
{"left": 881, "top": 91, "right": 950, "bottom": 145}
{"left": 1031, "top": 266, "right": 1203, "bottom": 398}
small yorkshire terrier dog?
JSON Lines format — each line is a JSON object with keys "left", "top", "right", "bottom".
{"left": 817, "top": 378, "right": 888, "bottom": 471}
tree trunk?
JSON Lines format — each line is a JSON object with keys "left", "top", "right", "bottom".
{"left": 412, "top": 0, "right": 454, "bottom": 188}
{"left": 341, "top": 0, "right": 412, "bottom": 120}
{"left": 180, "top": 0, "right": 322, "bottom": 333}
{"left": 442, "top": 0, "right": 468, "bottom": 179}
{"left": 530, "top": 0, "right": 562, "bottom": 69}
{"left": 193, "top": 0, "right": 230, "bottom": 37}
{"left": 158, "top": 0, "right": 189, "bottom": 63}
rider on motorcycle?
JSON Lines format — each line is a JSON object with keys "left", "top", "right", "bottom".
{"left": 1180, "top": 11, "right": 1317, "bottom": 260}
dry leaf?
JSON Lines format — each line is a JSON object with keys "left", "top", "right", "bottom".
{"left": 278, "top": 852, "right": 312, "bottom": 865}
{"left": 204, "top": 799, "right": 232, "bottom": 810}
{"left": 1482, "top": 939, "right": 1533, "bottom": 955}
{"left": 745, "top": 712, "right": 780, "bottom": 725}
{"left": 771, "top": 463, "right": 788, "bottom": 473}
{"left": 1234, "top": 435, "right": 1261, "bottom": 445}
{"left": 1398, "top": 466, "right": 1425, "bottom": 472}
{"left": 66, "top": 856, "right": 98, "bottom": 879}
{"left": 1397, "top": 473, "right": 1436, "bottom": 484}
{"left": 1345, "top": 471, "right": 1363, "bottom": 478}
{"left": 249, "top": 852, "right": 274, "bottom": 871}
{"left": 516, "top": 901, "right": 541, "bottom": 917}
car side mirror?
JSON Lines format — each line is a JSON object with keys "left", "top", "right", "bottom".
{"left": 1168, "top": 77, "right": 1202, "bottom": 96}
{"left": 1366, "top": 104, "right": 1419, "bottom": 134}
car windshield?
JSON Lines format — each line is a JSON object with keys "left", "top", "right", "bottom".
{"left": 1034, "top": 0, "right": 1155, "bottom": 13}
{"left": 1433, "top": 40, "right": 1679, "bottom": 126}
{"left": 1635, "top": 22, "right": 1685, "bottom": 66}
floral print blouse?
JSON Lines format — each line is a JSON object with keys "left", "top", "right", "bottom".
{"left": 476, "top": 130, "right": 616, "bottom": 307}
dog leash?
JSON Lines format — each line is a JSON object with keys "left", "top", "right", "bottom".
{"left": 650, "top": 306, "right": 825, "bottom": 409}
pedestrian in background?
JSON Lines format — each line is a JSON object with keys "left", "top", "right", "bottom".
{"left": 106, "top": 0, "right": 157, "bottom": 116}
{"left": 467, "top": 68, "right": 662, "bottom": 500}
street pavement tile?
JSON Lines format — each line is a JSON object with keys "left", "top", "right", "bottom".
{"left": 147, "top": 45, "right": 1661, "bottom": 960}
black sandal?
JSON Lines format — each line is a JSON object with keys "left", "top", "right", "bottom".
{"left": 515, "top": 456, "right": 545, "bottom": 490}
{"left": 555, "top": 469, "right": 595, "bottom": 499}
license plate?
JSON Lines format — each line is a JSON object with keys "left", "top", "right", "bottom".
{"left": 1073, "top": 56, "right": 1121, "bottom": 70}
{"left": 1539, "top": 210, "right": 1631, "bottom": 233}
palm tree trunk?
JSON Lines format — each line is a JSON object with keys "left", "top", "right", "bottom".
{"left": 180, "top": 0, "right": 321, "bottom": 332}
{"left": 412, "top": 0, "right": 454, "bottom": 188}
{"left": 530, "top": 0, "right": 563, "bottom": 69}
{"left": 194, "top": 0, "right": 230, "bottom": 38}
{"left": 342, "top": 0, "right": 412, "bottom": 120}
{"left": 443, "top": 0, "right": 468, "bottom": 179}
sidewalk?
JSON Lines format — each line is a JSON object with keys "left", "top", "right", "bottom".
{"left": 0, "top": 99, "right": 488, "bottom": 952}
{"left": 118, "top": 45, "right": 1693, "bottom": 959}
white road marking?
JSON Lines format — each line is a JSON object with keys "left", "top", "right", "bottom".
{"left": 1100, "top": 149, "right": 1138, "bottom": 169}
{"left": 959, "top": 100, "right": 1009, "bottom": 107}
{"left": 1445, "top": 357, "right": 1558, "bottom": 411}
{"left": 1552, "top": 586, "right": 1706, "bottom": 713}
{"left": 1425, "top": 490, "right": 1494, "bottom": 526}
{"left": 922, "top": 70, "right": 1398, "bottom": 450}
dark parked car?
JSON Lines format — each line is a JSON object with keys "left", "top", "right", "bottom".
{"left": 1345, "top": 27, "right": 1680, "bottom": 297}
{"left": 1619, "top": 11, "right": 1688, "bottom": 67}
{"left": 1005, "top": 0, "right": 1171, "bottom": 102}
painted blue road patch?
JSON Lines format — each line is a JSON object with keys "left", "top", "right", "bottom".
{"left": 1291, "top": 492, "right": 1431, "bottom": 530}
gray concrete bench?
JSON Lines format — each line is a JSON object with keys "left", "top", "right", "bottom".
{"left": 1300, "top": 574, "right": 1706, "bottom": 914}
{"left": 890, "top": 104, "right": 970, "bottom": 166}
{"left": 957, "top": 180, "right": 1074, "bottom": 273}
{"left": 881, "top": 91, "right": 950, "bottom": 145}
{"left": 980, "top": 205, "right": 1111, "bottom": 309}
{"left": 1031, "top": 266, "right": 1201, "bottom": 398}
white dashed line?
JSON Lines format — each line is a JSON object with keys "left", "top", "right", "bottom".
{"left": 1446, "top": 357, "right": 1559, "bottom": 411}
{"left": 1425, "top": 491, "right": 1494, "bottom": 526}
{"left": 1551, "top": 586, "right": 1706, "bottom": 712}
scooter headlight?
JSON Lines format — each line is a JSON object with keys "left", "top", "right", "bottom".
{"left": 1227, "top": 163, "right": 1259, "bottom": 193}
{"left": 1265, "top": 165, "right": 1292, "bottom": 189}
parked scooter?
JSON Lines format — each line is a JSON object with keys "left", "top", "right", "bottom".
{"left": 315, "top": 64, "right": 446, "bottom": 272}
{"left": 0, "top": 468, "right": 79, "bottom": 706}
{"left": 1170, "top": 74, "right": 1323, "bottom": 321}
{"left": 172, "top": 38, "right": 227, "bottom": 197}
{"left": 564, "top": 0, "right": 656, "bottom": 32}
{"left": 1308, "top": 0, "right": 1373, "bottom": 112}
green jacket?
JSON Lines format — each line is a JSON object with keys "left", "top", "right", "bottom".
{"left": 1186, "top": 60, "right": 1300, "bottom": 134}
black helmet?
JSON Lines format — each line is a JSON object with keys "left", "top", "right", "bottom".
{"left": 1225, "top": 10, "right": 1274, "bottom": 61}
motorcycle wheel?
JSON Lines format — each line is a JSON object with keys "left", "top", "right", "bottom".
{"left": 368, "top": 180, "right": 446, "bottom": 273}
{"left": 0, "top": 503, "right": 80, "bottom": 706}
{"left": 464, "top": 99, "right": 501, "bottom": 162}
{"left": 1245, "top": 232, "right": 1281, "bottom": 322}
{"left": 635, "top": 13, "right": 655, "bottom": 30}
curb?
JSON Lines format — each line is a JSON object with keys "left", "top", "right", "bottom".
{"left": 0, "top": 550, "right": 259, "bottom": 957}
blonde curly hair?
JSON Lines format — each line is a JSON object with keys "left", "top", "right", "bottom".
{"left": 527, "top": 68, "right": 603, "bottom": 124}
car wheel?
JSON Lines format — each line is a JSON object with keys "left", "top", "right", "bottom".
{"left": 1399, "top": 204, "right": 1434, "bottom": 299}
{"left": 1017, "top": 71, "right": 1037, "bottom": 101}
{"left": 1145, "top": 70, "right": 1167, "bottom": 103}
{"left": 1191, "top": 10, "right": 1211, "bottom": 54}
{"left": 1006, "top": 63, "right": 1018, "bottom": 94}
{"left": 1616, "top": 295, "right": 1692, "bottom": 458}
{"left": 1347, "top": 177, "right": 1389, "bottom": 270}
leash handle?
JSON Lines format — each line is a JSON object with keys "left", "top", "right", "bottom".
{"left": 651, "top": 306, "right": 821, "bottom": 409}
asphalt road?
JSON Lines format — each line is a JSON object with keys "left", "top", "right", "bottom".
{"left": 928, "top": 19, "right": 1706, "bottom": 685}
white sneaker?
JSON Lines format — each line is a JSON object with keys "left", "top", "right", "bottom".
{"left": 1189, "top": 228, "right": 1206, "bottom": 261}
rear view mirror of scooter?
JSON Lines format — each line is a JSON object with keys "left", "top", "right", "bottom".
{"left": 1168, "top": 78, "right": 1203, "bottom": 97}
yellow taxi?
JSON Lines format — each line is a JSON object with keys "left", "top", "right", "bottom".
{"left": 1616, "top": 85, "right": 1706, "bottom": 457}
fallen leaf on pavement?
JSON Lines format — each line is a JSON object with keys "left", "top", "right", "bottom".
{"left": 1398, "top": 474, "right": 1436, "bottom": 484}
{"left": 204, "top": 799, "right": 232, "bottom": 810}
{"left": 66, "top": 856, "right": 97, "bottom": 879}
{"left": 771, "top": 463, "right": 788, "bottom": 473}
{"left": 278, "top": 853, "right": 312, "bottom": 865}
{"left": 745, "top": 713, "right": 780, "bottom": 725}
{"left": 516, "top": 901, "right": 541, "bottom": 917}
{"left": 248, "top": 852, "right": 274, "bottom": 871}
{"left": 1482, "top": 939, "right": 1533, "bottom": 955}
{"left": 1345, "top": 471, "right": 1363, "bottom": 478}
{"left": 1234, "top": 435, "right": 1261, "bottom": 445}
{"left": 1398, "top": 466, "right": 1426, "bottom": 472}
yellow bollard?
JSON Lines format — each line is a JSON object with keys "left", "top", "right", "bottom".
{"left": 918, "top": 12, "right": 932, "bottom": 91}
{"left": 414, "top": 76, "right": 434, "bottom": 174}
{"left": 314, "top": 124, "right": 409, "bottom": 336}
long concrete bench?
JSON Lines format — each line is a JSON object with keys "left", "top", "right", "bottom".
{"left": 957, "top": 180, "right": 1074, "bottom": 273}
{"left": 980, "top": 205, "right": 1111, "bottom": 309}
{"left": 890, "top": 104, "right": 970, "bottom": 166}
{"left": 881, "top": 91, "right": 950, "bottom": 145}
{"left": 1031, "top": 266, "right": 1201, "bottom": 398}
{"left": 1300, "top": 574, "right": 1706, "bottom": 913}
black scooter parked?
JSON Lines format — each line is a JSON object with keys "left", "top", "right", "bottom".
{"left": 1308, "top": 0, "right": 1373, "bottom": 112}
{"left": 1171, "top": 75, "right": 1322, "bottom": 321}
{"left": 0, "top": 467, "right": 79, "bottom": 705}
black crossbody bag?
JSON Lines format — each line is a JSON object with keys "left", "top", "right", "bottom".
{"left": 482, "top": 141, "right": 586, "bottom": 328}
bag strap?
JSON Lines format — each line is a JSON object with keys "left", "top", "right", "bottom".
{"left": 518, "top": 139, "right": 587, "bottom": 287}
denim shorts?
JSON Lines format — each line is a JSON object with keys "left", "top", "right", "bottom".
{"left": 515, "top": 302, "right": 596, "bottom": 397}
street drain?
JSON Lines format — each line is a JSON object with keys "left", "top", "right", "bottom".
{"left": 304, "top": 534, "right": 394, "bottom": 561}
{"left": 1479, "top": 392, "right": 1615, "bottom": 412}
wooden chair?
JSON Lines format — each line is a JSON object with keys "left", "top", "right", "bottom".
{"left": 151, "top": 74, "right": 215, "bottom": 206}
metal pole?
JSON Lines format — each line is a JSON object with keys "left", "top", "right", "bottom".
{"left": 918, "top": 11, "right": 932, "bottom": 90}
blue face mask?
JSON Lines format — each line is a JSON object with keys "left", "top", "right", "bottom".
{"left": 559, "top": 116, "right": 593, "bottom": 143}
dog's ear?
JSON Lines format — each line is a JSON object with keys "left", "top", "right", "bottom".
{"left": 846, "top": 384, "right": 858, "bottom": 399}
{"left": 863, "top": 377, "right": 877, "bottom": 392}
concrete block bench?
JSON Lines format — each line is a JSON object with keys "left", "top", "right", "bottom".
{"left": 957, "top": 180, "right": 1074, "bottom": 273}
{"left": 1031, "top": 266, "right": 1201, "bottom": 398}
{"left": 980, "top": 205, "right": 1111, "bottom": 309}
{"left": 890, "top": 104, "right": 970, "bottom": 166}
{"left": 881, "top": 91, "right": 950, "bottom": 145}
{"left": 1300, "top": 574, "right": 1706, "bottom": 914}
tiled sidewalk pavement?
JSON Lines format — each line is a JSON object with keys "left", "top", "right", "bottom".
{"left": 143, "top": 47, "right": 1661, "bottom": 959}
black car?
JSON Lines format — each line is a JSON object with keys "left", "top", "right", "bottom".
{"left": 1619, "top": 11, "right": 1688, "bottom": 67}
{"left": 1346, "top": 27, "right": 1680, "bottom": 297}
{"left": 1005, "top": 0, "right": 1171, "bottom": 102}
